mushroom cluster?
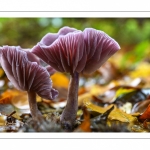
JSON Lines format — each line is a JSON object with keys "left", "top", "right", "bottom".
{"left": 0, "top": 46, "right": 58, "bottom": 121}
{"left": 31, "top": 26, "right": 121, "bottom": 130}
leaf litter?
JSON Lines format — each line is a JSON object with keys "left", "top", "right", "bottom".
{"left": 1, "top": 49, "right": 150, "bottom": 132}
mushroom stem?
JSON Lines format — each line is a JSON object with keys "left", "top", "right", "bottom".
{"left": 60, "top": 71, "right": 79, "bottom": 130}
{"left": 27, "top": 91, "right": 42, "bottom": 120}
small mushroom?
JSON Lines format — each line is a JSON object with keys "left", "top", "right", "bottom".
{"left": 31, "top": 26, "right": 120, "bottom": 130}
{"left": 0, "top": 46, "right": 58, "bottom": 121}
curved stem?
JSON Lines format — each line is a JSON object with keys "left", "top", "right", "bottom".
{"left": 27, "top": 91, "right": 42, "bottom": 120}
{"left": 60, "top": 72, "right": 79, "bottom": 130}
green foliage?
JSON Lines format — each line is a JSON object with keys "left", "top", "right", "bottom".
{"left": 0, "top": 18, "right": 150, "bottom": 69}
{"left": 0, "top": 18, "right": 150, "bottom": 47}
{"left": 121, "top": 40, "right": 150, "bottom": 69}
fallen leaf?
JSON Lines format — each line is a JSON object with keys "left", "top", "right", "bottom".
{"left": 0, "top": 68, "right": 4, "bottom": 78}
{"left": 115, "top": 88, "right": 135, "bottom": 98}
{"left": 139, "top": 104, "right": 150, "bottom": 121}
{"left": 0, "top": 114, "right": 6, "bottom": 126}
{"left": 11, "top": 91, "right": 29, "bottom": 109}
{"left": 0, "top": 96, "right": 11, "bottom": 104}
{"left": 83, "top": 99, "right": 137, "bottom": 123}
{"left": 78, "top": 85, "right": 109, "bottom": 106}
{"left": 131, "top": 99, "right": 150, "bottom": 113}
{"left": 1, "top": 89, "right": 21, "bottom": 100}
{"left": 78, "top": 107, "right": 91, "bottom": 132}
{"left": 129, "top": 62, "right": 150, "bottom": 78}
{"left": 51, "top": 72, "right": 69, "bottom": 88}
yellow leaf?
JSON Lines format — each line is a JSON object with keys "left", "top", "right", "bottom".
{"left": 51, "top": 72, "right": 69, "bottom": 88}
{"left": 83, "top": 99, "right": 137, "bottom": 123}
{"left": 84, "top": 99, "right": 114, "bottom": 113}
{"left": 0, "top": 115, "right": 6, "bottom": 126}
{"left": 115, "top": 88, "right": 135, "bottom": 98}
{"left": 129, "top": 62, "right": 150, "bottom": 78}
{"left": 11, "top": 91, "right": 29, "bottom": 109}
{"left": 78, "top": 85, "right": 108, "bottom": 106}
{"left": 0, "top": 68, "right": 4, "bottom": 77}
{"left": 1, "top": 89, "right": 21, "bottom": 99}
{"left": 0, "top": 89, "right": 21, "bottom": 104}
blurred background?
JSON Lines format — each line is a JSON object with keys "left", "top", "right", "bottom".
{"left": 0, "top": 18, "right": 150, "bottom": 81}
{"left": 0, "top": 18, "right": 150, "bottom": 69}
{"left": 0, "top": 18, "right": 150, "bottom": 47}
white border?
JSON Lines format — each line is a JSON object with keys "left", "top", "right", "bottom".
{"left": 0, "top": 133, "right": 150, "bottom": 139}
{"left": 0, "top": 0, "right": 150, "bottom": 141}
{"left": 0, "top": 12, "right": 150, "bottom": 18}
{"left": 0, "top": 0, "right": 150, "bottom": 11}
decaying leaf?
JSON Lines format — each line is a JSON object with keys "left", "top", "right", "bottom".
{"left": 0, "top": 114, "right": 6, "bottom": 126}
{"left": 51, "top": 72, "right": 69, "bottom": 88}
{"left": 0, "top": 68, "right": 5, "bottom": 78}
{"left": 131, "top": 99, "right": 150, "bottom": 113}
{"left": 91, "top": 105, "right": 114, "bottom": 124}
{"left": 77, "top": 107, "right": 91, "bottom": 132}
{"left": 139, "top": 104, "right": 150, "bottom": 121}
{"left": 114, "top": 89, "right": 147, "bottom": 107}
{"left": 78, "top": 85, "right": 109, "bottom": 106}
{"left": 129, "top": 62, "right": 150, "bottom": 78}
{"left": 11, "top": 91, "right": 29, "bottom": 109}
{"left": 115, "top": 88, "right": 135, "bottom": 99}
{"left": 1, "top": 89, "right": 21, "bottom": 101}
{"left": 0, "top": 96, "right": 11, "bottom": 104}
{"left": 83, "top": 99, "right": 137, "bottom": 123}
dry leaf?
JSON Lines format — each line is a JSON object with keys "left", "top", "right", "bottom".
{"left": 11, "top": 91, "right": 29, "bottom": 109}
{"left": 83, "top": 99, "right": 137, "bottom": 123}
{"left": 0, "top": 68, "right": 4, "bottom": 77}
{"left": 78, "top": 107, "right": 91, "bottom": 132}
{"left": 51, "top": 72, "right": 69, "bottom": 88}
{"left": 139, "top": 104, "right": 150, "bottom": 121}
{"left": 131, "top": 99, "right": 150, "bottom": 113}
{"left": 0, "top": 115, "right": 6, "bottom": 126}
{"left": 129, "top": 62, "right": 150, "bottom": 78}
{"left": 78, "top": 85, "right": 109, "bottom": 106}
{"left": 1, "top": 89, "right": 21, "bottom": 100}
{"left": 0, "top": 89, "right": 22, "bottom": 104}
{"left": 0, "top": 96, "right": 11, "bottom": 104}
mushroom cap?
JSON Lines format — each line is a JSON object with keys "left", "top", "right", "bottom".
{"left": 0, "top": 46, "right": 58, "bottom": 100}
{"left": 40, "top": 26, "right": 77, "bottom": 46}
{"left": 31, "top": 26, "right": 120, "bottom": 74}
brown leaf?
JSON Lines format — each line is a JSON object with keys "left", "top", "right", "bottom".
{"left": 139, "top": 104, "right": 150, "bottom": 121}
{"left": 0, "top": 96, "right": 11, "bottom": 104}
{"left": 131, "top": 99, "right": 150, "bottom": 113}
{"left": 78, "top": 107, "right": 91, "bottom": 132}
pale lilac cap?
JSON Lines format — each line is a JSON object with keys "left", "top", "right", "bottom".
{"left": 0, "top": 46, "right": 58, "bottom": 100}
{"left": 31, "top": 26, "right": 120, "bottom": 74}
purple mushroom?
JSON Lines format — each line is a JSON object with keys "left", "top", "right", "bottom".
{"left": 0, "top": 46, "right": 58, "bottom": 121}
{"left": 31, "top": 26, "right": 120, "bottom": 130}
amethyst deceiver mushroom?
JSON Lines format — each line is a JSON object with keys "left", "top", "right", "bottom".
{"left": 0, "top": 46, "right": 58, "bottom": 120}
{"left": 31, "top": 26, "right": 121, "bottom": 129}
